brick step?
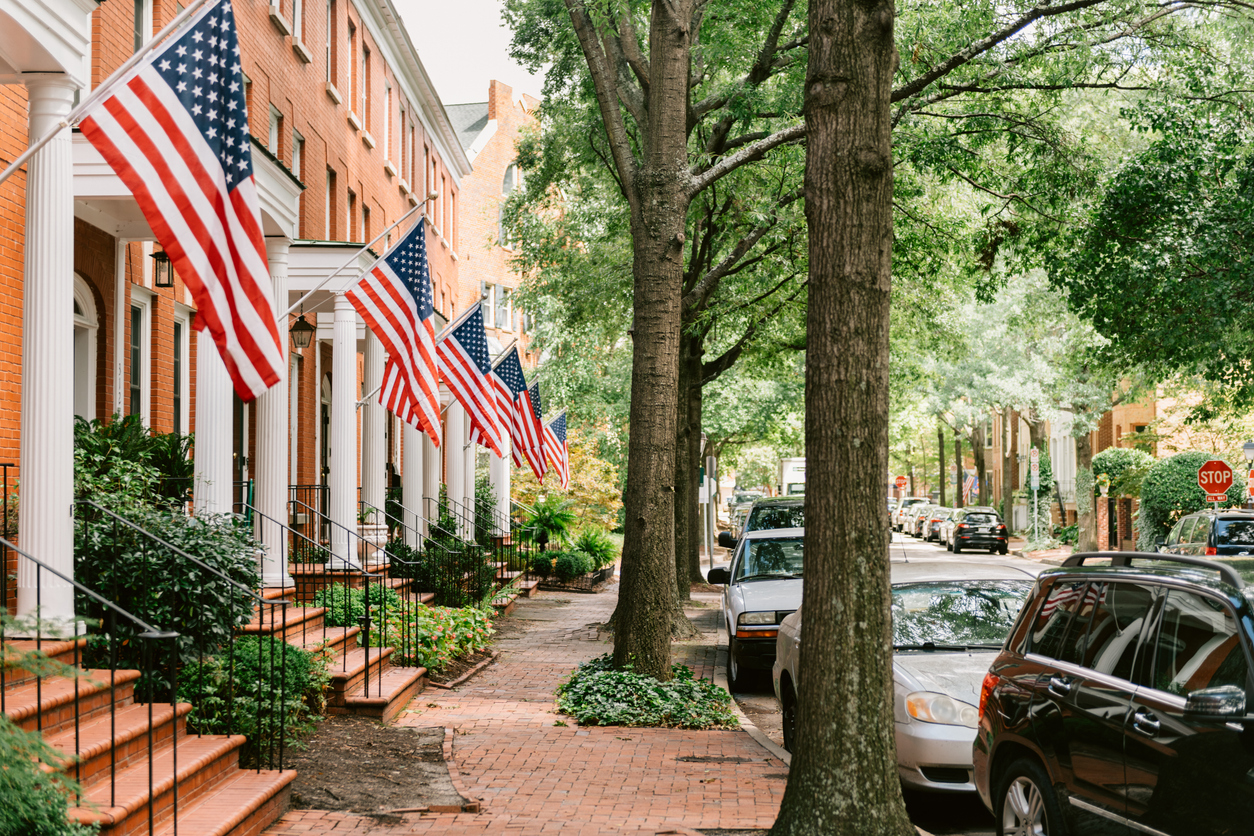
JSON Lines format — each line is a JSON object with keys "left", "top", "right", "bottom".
{"left": 331, "top": 664, "right": 427, "bottom": 723}
{"left": 240, "top": 604, "right": 325, "bottom": 638}
{"left": 492, "top": 592, "right": 519, "bottom": 617}
{"left": 150, "top": 768, "right": 297, "bottom": 836}
{"left": 3, "top": 669, "right": 140, "bottom": 735}
{"left": 70, "top": 733, "right": 247, "bottom": 836}
{"left": 517, "top": 579, "right": 540, "bottom": 598}
{"left": 495, "top": 569, "right": 523, "bottom": 582}
{"left": 46, "top": 700, "right": 192, "bottom": 789}
{"left": 2, "top": 637, "right": 89, "bottom": 688}
{"left": 284, "top": 624, "right": 359, "bottom": 657}
{"left": 326, "top": 646, "right": 395, "bottom": 704}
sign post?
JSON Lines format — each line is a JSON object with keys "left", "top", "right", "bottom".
{"left": 1197, "top": 460, "right": 1235, "bottom": 509}
{"left": 1030, "top": 448, "right": 1040, "bottom": 541}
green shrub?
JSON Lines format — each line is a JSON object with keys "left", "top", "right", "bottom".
{"left": 178, "top": 636, "right": 330, "bottom": 766}
{"left": 1057, "top": 523, "right": 1079, "bottom": 545}
{"left": 1091, "top": 447, "right": 1155, "bottom": 497}
{"left": 573, "top": 528, "right": 617, "bottom": 569}
{"left": 312, "top": 583, "right": 403, "bottom": 628}
{"left": 529, "top": 552, "right": 554, "bottom": 577}
{"left": 553, "top": 551, "right": 593, "bottom": 582}
{"left": 1136, "top": 451, "right": 1244, "bottom": 550}
{"left": 520, "top": 497, "right": 577, "bottom": 548}
{"left": 555, "top": 654, "right": 739, "bottom": 730}
{"left": 378, "top": 603, "right": 494, "bottom": 672}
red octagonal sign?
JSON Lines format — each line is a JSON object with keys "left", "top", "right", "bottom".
{"left": 1198, "top": 459, "right": 1234, "bottom": 501}
{"left": 894, "top": 475, "right": 908, "bottom": 490}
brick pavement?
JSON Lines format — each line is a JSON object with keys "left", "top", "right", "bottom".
{"left": 263, "top": 585, "right": 786, "bottom": 835}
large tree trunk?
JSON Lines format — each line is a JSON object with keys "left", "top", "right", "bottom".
{"left": 937, "top": 424, "right": 946, "bottom": 507}
{"left": 674, "top": 329, "right": 699, "bottom": 600}
{"left": 954, "top": 436, "right": 963, "bottom": 507}
{"left": 1002, "top": 407, "right": 1014, "bottom": 521}
{"left": 607, "top": 0, "right": 695, "bottom": 680}
{"left": 688, "top": 368, "right": 706, "bottom": 584}
{"left": 971, "top": 424, "right": 988, "bottom": 506}
{"left": 1075, "top": 431, "right": 1097, "bottom": 552}
{"left": 770, "top": 0, "right": 913, "bottom": 831}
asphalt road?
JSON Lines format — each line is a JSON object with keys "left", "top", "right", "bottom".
{"left": 725, "top": 531, "right": 1005, "bottom": 836}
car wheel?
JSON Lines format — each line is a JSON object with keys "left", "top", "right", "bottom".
{"left": 946, "top": 538, "right": 953, "bottom": 552}
{"left": 999, "top": 545, "right": 1009, "bottom": 555}
{"left": 781, "top": 683, "right": 797, "bottom": 754}
{"left": 952, "top": 539, "right": 962, "bottom": 554}
{"left": 727, "top": 637, "right": 747, "bottom": 690}
{"left": 997, "top": 758, "right": 1070, "bottom": 836}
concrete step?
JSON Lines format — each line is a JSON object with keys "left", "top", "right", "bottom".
{"left": 46, "top": 700, "right": 192, "bottom": 790}
{"left": 3, "top": 669, "right": 140, "bottom": 735}
{"left": 333, "top": 664, "right": 427, "bottom": 723}
{"left": 150, "top": 768, "right": 297, "bottom": 836}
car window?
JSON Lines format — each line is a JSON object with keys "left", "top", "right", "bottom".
{"left": 1182, "top": 517, "right": 1202, "bottom": 545}
{"left": 1167, "top": 519, "right": 1185, "bottom": 546}
{"left": 1077, "top": 583, "right": 1156, "bottom": 681}
{"left": 1216, "top": 520, "right": 1254, "bottom": 547}
{"left": 734, "top": 537, "right": 804, "bottom": 581}
{"left": 745, "top": 505, "right": 804, "bottom": 531}
{"left": 964, "top": 512, "right": 1000, "bottom": 524}
{"left": 892, "top": 580, "right": 1034, "bottom": 648}
{"left": 1028, "top": 581, "right": 1093, "bottom": 664}
{"left": 1147, "top": 590, "right": 1249, "bottom": 696}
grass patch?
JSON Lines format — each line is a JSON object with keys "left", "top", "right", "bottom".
{"left": 555, "top": 654, "right": 739, "bottom": 730}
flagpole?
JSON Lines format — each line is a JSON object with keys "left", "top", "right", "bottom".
{"left": 283, "top": 201, "right": 425, "bottom": 317}
{"left": 435, "top": 302, "right": 484, "bottom": 343}
{"left": 0, "top": 0, "right": 215, "bottom": 190}
{"left": 356, "top": 382, "right": 384, "bottom": 409}
{"left": 490, "top": 340, "right": 519, "bottom": 371}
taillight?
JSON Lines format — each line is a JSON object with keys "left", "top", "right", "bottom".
{"left": 979, "top": 671, "right": 1001, "bottom": 719}
{"left": 1206, "top": 546, "right": 1217, "bottom": 556}
{"left": 956, "top": 523, "right": 967, "bottom": 531}
{"left": 998, "top": 525, "right": 1008, "bottom": 532}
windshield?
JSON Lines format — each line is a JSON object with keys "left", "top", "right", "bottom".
{"left": 962, "top": 513, "right": 1000, "bottom": 524}
{"left": 892, "top": 580, "right": 1033, "bottom": 648}
{"left": 1216, "top": 520, "right": 1254, "bottom": 547}
{"left": 734, "top": 537, "right": 804, "bottom": 582}
{"left": 746, "top": 505, "right": 804, "bottom": 532}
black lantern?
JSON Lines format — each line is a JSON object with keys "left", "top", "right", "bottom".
{"left": 151, "top": 250, "right": 174, "bottom": 288}
{"left": 290, "top": 314, "right": 315, "bottom": 349}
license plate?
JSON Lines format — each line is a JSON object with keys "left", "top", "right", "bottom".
{"left": 977, "top": 526, "right": 989, "bottom": 532}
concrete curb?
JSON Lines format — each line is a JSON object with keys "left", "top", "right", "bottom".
{"left": 441, "top": 726, "right": 483, "bottom": 813}
{"left": 427, "top": 650, "right": 499, "bottom": 690}
{"left": 713, "top": 618, "right": 792, "bottom": 766}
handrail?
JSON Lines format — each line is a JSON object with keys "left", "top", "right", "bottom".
{"left": 372, "top": 499, "right": 463, "bottom": 558}
{"left": 289, "top": 498, "right": 386, "bottom": 574}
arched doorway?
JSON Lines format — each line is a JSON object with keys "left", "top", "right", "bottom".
{"left": 73, "top": 274, "right": 98, "bottom": 421}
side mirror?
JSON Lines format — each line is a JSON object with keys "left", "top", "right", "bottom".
{"left": 1184, "top": 684, "right": 1246, "bottom": 720}
{"left": 707, "top": 566, "right": 731, "bottom": 585}
{"left": 717, "top": 531, "right": 735, "bottom": 549}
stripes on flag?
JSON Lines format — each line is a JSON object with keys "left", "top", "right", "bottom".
{"left": 520, "top": 382, "right": 547, "bottom": 481}
{"left": 79, "top": 0, "right": 283, "bottom": 401}
{"left": 437, "top": 306, "right": 504, "bottom": 458}
{"left": 348, "top": 219, "right": 441, "bottom": 447}
{"left": 543, "top": 412, "right": 569, "bottom": 490}
{"left": 480, "top": 347, "right": 532, "bottom": 469}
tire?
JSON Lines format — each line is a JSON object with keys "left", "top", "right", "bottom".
{"left": 999, "top": 545, "right": 1010, "bottom": 555}
{"left": 727, "top": 636, "right": 747, "bottom": 691}
{"left": 946, "top": 538, "right": 953, "bottom": 552}
{"left": 996, "top": 758, "right": 1070, "bottom": 836}
{"left": 952, "top": 539, "right": 962, "bottom": 554}
{"left": 781, "top": 683, "right": 797, "bottom": 753}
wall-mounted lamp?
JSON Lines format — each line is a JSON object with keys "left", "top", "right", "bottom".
{"left": 151, "top": 250, "right": 174, "bottom": 288}
{"left": 289, "top": 314, "right": 315, "bottom": 349}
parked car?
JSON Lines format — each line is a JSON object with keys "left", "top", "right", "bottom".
{"left": 1159, "top": 509, "right": 1254, "bottom": 556}
{"left": 974, "top": 551, "right": 1254, "bottom": 836}
{"left": 774, "top": 559, "right": 1039, "bottom": 791}
{"left": 718, "top": 497, "right": 804, "bottom": 549}
{"left": 938, "top": 508, "right": 960, "bottom": 547}
{"left": 893, "top": 497, "right": 928, "bottom": 531}
{"left": 923, "top": 506, "right": 952, "bottom": 542}
{"left": 727, "top": 490, "right": 764, "bottom": 512}
{"left": 906, "top": 504, "right": 935, "bottom": 538}
{"left": 707, "top": 527, "right": 804, "bottom": 688}
{"left": 947, "top": 507, "right": 1008, "bottom": 554}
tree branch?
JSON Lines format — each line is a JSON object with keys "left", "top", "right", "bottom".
{"left": 688, "top": 124, "right": 805, "bottom": 196}
{"left": 701, "top": 278, "right": 808, "bottom": 384}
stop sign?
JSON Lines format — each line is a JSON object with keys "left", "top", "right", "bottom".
{"left": 1197, "top": 460, "right": 1234, "bottom": 501}
{"left": 894, "top": 475, "right": 908, "bottom": 490}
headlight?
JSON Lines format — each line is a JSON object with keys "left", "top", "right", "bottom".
{"left": 904, "top": 692, "right": 979, "bottom": 728}
{"left": 738, "top": 611, "right": 777, "bottom": 625}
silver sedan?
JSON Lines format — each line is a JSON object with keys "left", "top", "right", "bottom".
{"left": 772, "top": 559, "right": 1040, "bottom": 793}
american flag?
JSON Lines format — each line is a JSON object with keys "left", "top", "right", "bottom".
{"left": 1037, "top": 582, "right": 1104, "bottom": 621}
{"left": 79, "top": 0, "right": 283, "bottom": 401}
{"left": 485, "top": 347, "right": 531, "bottom": 469}
{"left": 520, "top": 382, "right": 547, "bottom": 481}
{"left": 437, "top": 307, "right": 504, "bottom": 457}
{"left": 347, "top": 219, "right": 440, "bottom": 447}
{"left": 962, "top": 474, "right": 978, "bottom": 504}
{"left": 543, "top": 412, "right": 570, "bottom": 490}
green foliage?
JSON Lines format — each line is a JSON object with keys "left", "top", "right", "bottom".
{"left": 552, "top": 551, "right": 594, "bottom": 582}
{"left": 0, "top": 716, "right": 97, "bottom": 836}
{"left": 512, "top": 426, "right": 623, "bottom": 531}
{"left": 528, "top": 552, "right": 553, "bottom": 577}
{"left": 311, "top": 583, "right": 403, "bottom": 628}
{"left": 519, "top": 496, "right": 577, "bottom": 547}
{"left": 74, "top": 415, "right": 193, "bottom": 509}
{"left": 1091, "top": 447, "right": 1155, "bottom": 498}
{"left": 555, "top": 654, "right": 739, "bottom": 730}
{"left": 1136, "top": 451, "right": 1245, "bottom": 550}
{"left": 1057, "top": 524, "right": 1079, "bottom": 545}
{"left": 378, "top": 604, "right": 494, "bottom": 673}
{"left": 572, "top": 528, "right": 617, "bottom": 569}
{"left": 474, "top": 472, "right": 499, "bottom": 546}
{"left": 178, "top": 637, "right": 330, "bottom": 764}
{"left": 74, "top": 506, "right": 260, "bottom": 669}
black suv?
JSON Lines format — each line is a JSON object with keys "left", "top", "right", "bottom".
{"left": 974, "top": 552, "right": 1254, "bottom": 836}
{"left": 949, "top": 507, "right": 1009, "bottom": 555}
{"left": 1160, "top": 509, "right": 1254, "bottom": 557}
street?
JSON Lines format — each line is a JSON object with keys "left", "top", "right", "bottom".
{"left": 727, "top": 531, "right": 1014, "bottom": 836}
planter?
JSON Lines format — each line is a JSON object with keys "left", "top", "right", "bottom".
{"left": 537, "top": 565, "right": 615, "bottom": 593}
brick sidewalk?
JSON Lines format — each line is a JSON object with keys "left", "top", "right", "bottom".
{"left": 263, "top": 585, "right": 786, "bottom": 835}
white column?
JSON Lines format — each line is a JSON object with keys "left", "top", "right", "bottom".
{"left": 112, "top": 239, "right": 127, "bottom": 417}
{"left": 360, "top": 329, "right": 385, "bottom": 519}
{"left": 445, "top": 402, "right": 466, "bottom": 539}
{"left": 194, "top": 332, "right": 235, "bottom": 516}
{"left": 423, "top": 421, "right": 441, "bottom": 537}
{"left": 253, "top": 238, "right": 291, "bottom": 587}
{"left": 462, "top": 427, "right": 475, "bottom": 540}
{"left": 490, "top": 444, "right": 511, "bottom": 537}
{"left": 16, "top": 76, "right": 78, "bottom": 629}
{"left": 329, "top": 294, "right": 358, "bottom": 567}
{"left": 402, "top": 420, "right": 423, "bottom": 547}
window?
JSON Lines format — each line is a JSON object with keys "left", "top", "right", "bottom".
{"left": 1028, "top": 581, "right": 1091, "bottom": 664}
{"left": 325, "top": 168, "right": 335, "bottom": 239}
{"left": 133, "top": 0, "right": 152, "bottom": 53}
{"left": 348, "top": 21, "right": 357, "bottom": 110}
{"left": 127, "top": 293, "right": 152, "bottom": 423}
{"left": 347, "top": 189, "right": 356, "bottom": 241}
{"left": 480, "top": 281, "right": 491, "bottom": 320}
{"left": 383, "top": 83, "right": 391, "bottom": 158}
{"left": 292, "top": 0, "right": 303, "bottom": 41}
{"left": 496, "top": 287, "right": 510, "bottom": 330}
{"left": 173, "top": 313, "right": 191, "bottom": 436}
{"left": 292, "top": 130, "right": 304, "bottom": 179}
{"left": 1147, "top": 590, "right": 1249, "bottom": 696}
{"left": 1078, "top": 583, "right": 1155, "bottom": 680}
{"left": 325, "top": 0, "right": 334, "bottom": 83}
{"left": 360, "top": 44, "right": 369, "bottom": 123}
{"left": 241, "top": 72, "right": 252, "bottom": 119}
{"left": 268, "top": 105, "right": 282, "bottom": 155}
{"left": 983, "top": 417, "right": 994, "bottom": 447}
{"left": 362, "top": 205, "right": 370, "bottom": 242}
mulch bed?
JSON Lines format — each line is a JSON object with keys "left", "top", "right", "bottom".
{"left": 286, "top": 716, "right": 470, "bottom": 815}
{"left": 428, "top": 649, "right": 494, "bottom": 686}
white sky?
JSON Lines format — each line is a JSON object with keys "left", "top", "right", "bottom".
{"left": 395, "top": 0, "right": 544, "bottom": 107}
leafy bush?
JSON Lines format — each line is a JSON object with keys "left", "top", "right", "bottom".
{"left": 379, "top": 604, "right": 494, "bottom": 673}
{"left": 553, "top": 551, "right": 594, "bottom": 582}
{"left": 520, "top": 496, "right": 577, "bottom": 548}
{"left": 1136, "top": 451, "right": 1244, "bottom": 550}
{"left": 178, "top": 636, "right": 331, "bottom": 765}
{"left": 573, "top": 528, "right": 618, "bottom": 569}
{"left": 312, "top": 582, "right": 403, "bottom": 628}
{"left": 1091, "top": 447, "right": 1155, "bottom": 498}
{"left": 1057, "top": 523, "right": 1079, "bottom": 545}
{"left": 555, "top": 654, "right": 739, "bottom": 730}
{"left": 74, "top": 415, "right": 193, "bottom": 510}
{"left": 529, "top": 552, "right": 554, "bottom": 577}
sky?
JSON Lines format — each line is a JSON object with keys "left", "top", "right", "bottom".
{"left": 395, "top": 0, "right": 545, "bottom": 108}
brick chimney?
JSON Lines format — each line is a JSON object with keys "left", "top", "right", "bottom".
{"left": 487, "top": 79, "right": 514, "bottom": 121}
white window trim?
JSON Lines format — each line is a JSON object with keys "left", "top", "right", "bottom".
{"left": 73, "top": 273, "right": 98, "bottom": 421}
{"left": 130, "top": 286, "right": 154, "bottom": 426}
{"left": 173, "top": 303, "right": 193, "bottom": 437}
{"left": 268, "top": 104, "right": 281, "bottom": 155}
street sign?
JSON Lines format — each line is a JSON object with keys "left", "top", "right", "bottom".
{"left": 1247, "top": 468, "right": 1254, "bottom": 499}
{"left": 1030, "top": 448, "right": 1040, "bottom": 490}
{"left": 1197, "top": 459, "right": 1234, "bottom": 503}
{"left": 894, "top": 475, "right": 908, "bottom": 490}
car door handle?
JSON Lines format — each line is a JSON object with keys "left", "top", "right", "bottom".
{"left": 1047, "top": 675, "right": 1073, "bottom": 697}
{"left": 1133, "top": 710, "right": 1161, "bottom": 736}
